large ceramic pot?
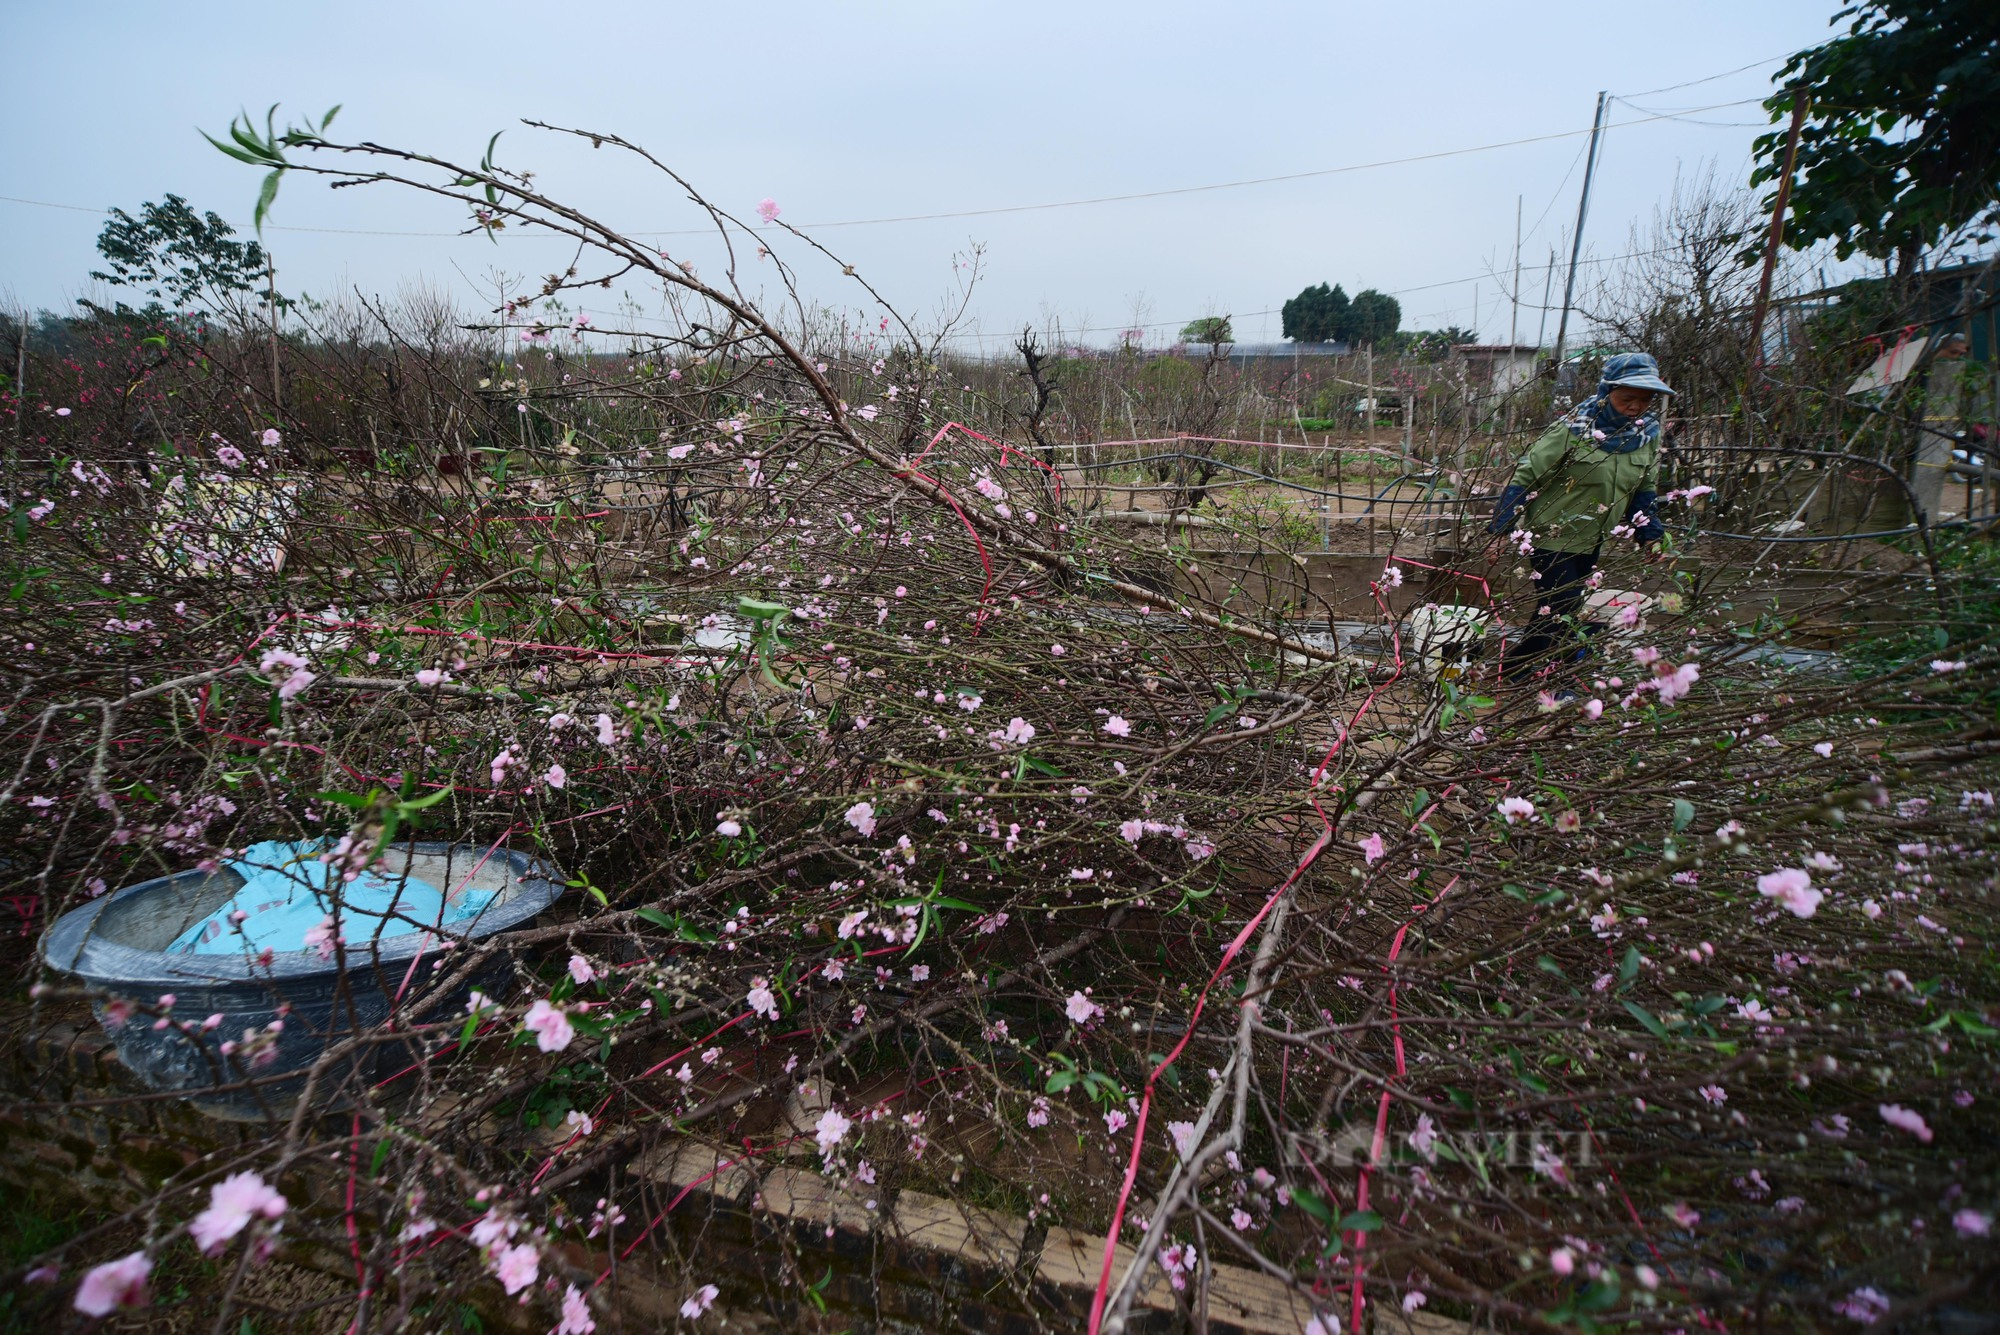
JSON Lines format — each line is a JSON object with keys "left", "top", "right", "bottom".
{"left": 42, "top": 841, "right": 562, "bottom": 1118}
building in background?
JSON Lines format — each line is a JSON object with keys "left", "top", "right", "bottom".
{"left": 1449, "top": 343, "right": 1541, "bottom": 397}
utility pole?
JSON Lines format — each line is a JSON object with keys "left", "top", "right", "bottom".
{"left": 1551, "top": 90, "right": 1609, "bottom": 382}
{"left": 266, "top": 258, "right": 282, "bottom": 413}
{"left": 1535, "top": 245, "right": 1556, "bottom": 352}
{"left": 1508, "top": 195, "right": 1523, "bottom": 435}
{"left": 1509, "top": 195, "right": 1522, "bottom": 350}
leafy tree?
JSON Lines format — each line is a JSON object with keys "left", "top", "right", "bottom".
{"left": 88, "top": 194, "right": 271, "bottom": 320}
{"left": 1392, "top": 326, "right": 1478, "bottom": 360}
{"left": 1281, "top": 283, "right": 1348, "bottom": 343}
{"left": 1748, "top": 1, "right": 2000, "bottom": 278}
{"left": 1178, "top": 315, "right": 1233, "bottom": 345}
{"left": 1346, "top": 289, "right": 1402, "bottom": 347}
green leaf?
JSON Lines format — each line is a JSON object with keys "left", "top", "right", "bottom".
{"left": 1045, "top": 1070, "right": 1077, "bottom": 1094}
{"left": 1671, "top": 798, "right": 1695, "bottom": 833}
{"left": 1577, "top": 1274, "right": 1623, "bottom": 1311}
{"left": 227, "top": 118, "right": 272, "bottom": 160}
{"left": 1536, "top": 955, "right": 1565, "bottom": 978}
{"left": 1623, "top": 1000, "right": 1670, "bottom": 1039}
{"left": 320, "top": 103, "right": 342, "bottom": 132}
{"left": 398, "top": 785, "right": 454, "bottom": 812}
{"left": 1446, "top": 1087, "right": 1474, "bottom": 1112}
{"left": 634, "top": 906, "right": 677, "bottom": 930}
{"left": 314, "top": 790, "right": 371, "bottom": 810}
{"left": 929, "top": 897, "right": 980, "bottom": 912}
{"left": 1619, "top": 945, "right": 1642, "bottom": 985}
{"left": 1337, "top": 1209, "right": 1384, "bottom": 1232}
{"left": 1202, "top": 700, "right": 1239, "bottom": 728}
{"left": 253, "top": 168, "right": 283, "bottom": 234}
{"left": 1950, "top": 1011, "right": 1999, "bottom": 1038}
{"left": 903, "top": 906, "right": 932, "bottom": 955}
{"left": 370, "top": 1136, "right": 394, "bottom": 1178}
{"left": 1532, "top": 889, "right": 1567, "bottom": 906}
{"left": 1022, "top": 755, "right": 1063, "bottom": 778}
{"left": 1292, "top": 1187, "right": 1332, "bottom": 1223}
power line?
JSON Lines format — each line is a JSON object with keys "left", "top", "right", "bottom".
{"left": 0, "top": 194, "right": 103, "bottom": 215}
{"left": 1609, "top": 96, "right": 1765, "bottom": 128}
{"left": 0, "top": 194, "right": 477, "bottom": 238}
{"left": 1618, "top": 55, "right": 1790, "bottom": 101}
{"left": 0, "top": 97, "right": 1766, "bottom": 242}
{"left": 658, "top": 98, "right": 1765, "bottom": 234}
{"left": 568, "top": 240, "right": 1711, "bottom": 344}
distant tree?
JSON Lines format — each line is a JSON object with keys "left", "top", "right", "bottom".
{"left": 1346, "top": 289, "right": 1402, "bottom": 347}
{"left": 88, "top": 194, "right": 271, "bottom": 321}
{"left": 1178, "top": 315, "right": 1233, "bottom": 345}
{"left": 1281, "top": 283, "right": 1349, "bottom": 343}
{"left": 1392, "top": 326, "right": 1478, "bottom": 360}
{"left": 1748, "top": 1, "right": 2000, "bottom": 281}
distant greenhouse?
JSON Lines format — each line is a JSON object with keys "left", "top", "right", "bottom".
{"left": 1166, "top": 340, "right": 1352, "bottom": 361}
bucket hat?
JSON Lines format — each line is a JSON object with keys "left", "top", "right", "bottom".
{"left": 1599, "top": 352, "right": 1674, "bottom": 395}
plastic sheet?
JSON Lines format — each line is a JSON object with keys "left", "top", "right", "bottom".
{"left": 167, "top": 841, "right": 494, "bottom": 955}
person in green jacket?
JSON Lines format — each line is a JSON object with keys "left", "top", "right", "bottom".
{"left": 1487, "top": 352, "right": 1674, "bottom": 682}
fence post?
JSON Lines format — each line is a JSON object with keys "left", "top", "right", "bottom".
{"left": 1365, "top": 346, "right": 1375, "bottom": 462}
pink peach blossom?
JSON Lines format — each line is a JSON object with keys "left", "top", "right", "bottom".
{"left": 74, "top": 1251, "right": 151, "bottom": 1315}
{"left": 189, "top": 1170, "right": 288, "bottom": 1253}
{"left": 524, "top": 999, "right": 574, "bottom": 1052}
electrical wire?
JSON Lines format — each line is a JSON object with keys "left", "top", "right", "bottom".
{"left": 0, "top": 98, "right": 1766, "bottom": 241}
{"left": 1617, "top": 55, "right": 1791, "bottom": 101}
{"left": 563, "top": 240, "right": 1704, "bottom": 344}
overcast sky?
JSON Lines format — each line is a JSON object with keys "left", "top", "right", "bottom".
{"left": 4, "top": 1, "right": 1848, "bottom": 352}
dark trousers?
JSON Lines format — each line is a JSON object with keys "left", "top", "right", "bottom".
{"left": 1506, "top": 547, "right": 1599, "bottom": 681}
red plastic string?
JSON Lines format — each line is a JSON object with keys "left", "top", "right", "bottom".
{"left": 1348, "top": 872, "right": 1460, "bottom": 1334}
{"left": 1088, "top": 553, "right": 1497, "bottom": 1333}
{"left": 1086, "top": 572, "right": 1414, "bottom": 1332}
{"left": 896, "top": 420, "right": 1071, "bottom": 631}
{"left": 342, "top": 1110, "right": 368, "bottom": 1333}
